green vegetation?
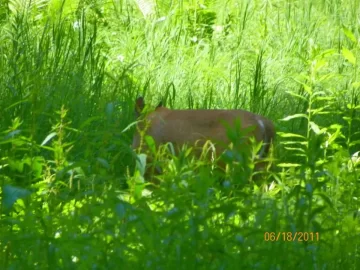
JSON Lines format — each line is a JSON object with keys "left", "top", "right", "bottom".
{"left": 0, "top": 0, "right": 359, "bottom": 268}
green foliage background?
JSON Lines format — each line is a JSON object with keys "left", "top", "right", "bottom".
{"left": 0, "top": 0, "right": 359, "bottom": 269}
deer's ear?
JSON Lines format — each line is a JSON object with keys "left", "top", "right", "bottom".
{"left": 135, "top": 96, "right": 145, "bottom": 117}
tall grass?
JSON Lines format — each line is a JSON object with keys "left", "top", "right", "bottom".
{"left": 0, "top": 0, "right": 359, "bottom": 269}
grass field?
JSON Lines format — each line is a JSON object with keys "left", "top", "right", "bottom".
{"left": 0, "top": 0, "right": 360, "bottom": 269}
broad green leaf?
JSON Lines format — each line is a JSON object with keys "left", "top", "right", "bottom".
{"left": 145, "top": 135, "right": 156, "bottom": 155}
{"left": 314, "top": 59, "right": 327, "bottom": 72}
{"left": 281, "top": 114, "right": 307, "bottom": 121}
{"left": 41, "top": 132, "right": 57, "bottom": 146}
{"left": 351, "top": 82, "right": 360, "bottom": 89}
{"left": 342, "top": 48, "right": 356, "bottom": 65}
{"left": 136, "top": 153, "right": 147, "bottom": 177}
{"left": 347, "top": 102, "right": 360, "bottom": 109}
{"left": 278, "top": 132, "right": 306, "bottom": 139}
{"left": 309, "top": 121, "right": 321, "bottom": 134}
{"left": 277, "top": 163, "right": 301, "bottom": 168}
{"left": 283, "top": 147, "right": 306, "bottom": 153}
{"left": 343, "top": 27, "right": 357, "bottom": 43}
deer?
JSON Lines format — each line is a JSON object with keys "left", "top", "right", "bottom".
{"left": 132, "top": 96, "right": 275, "bottom": 183}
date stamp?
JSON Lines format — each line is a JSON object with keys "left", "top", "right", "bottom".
{"left": 264, "top": 232, "right": 320, "bottom": 242}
